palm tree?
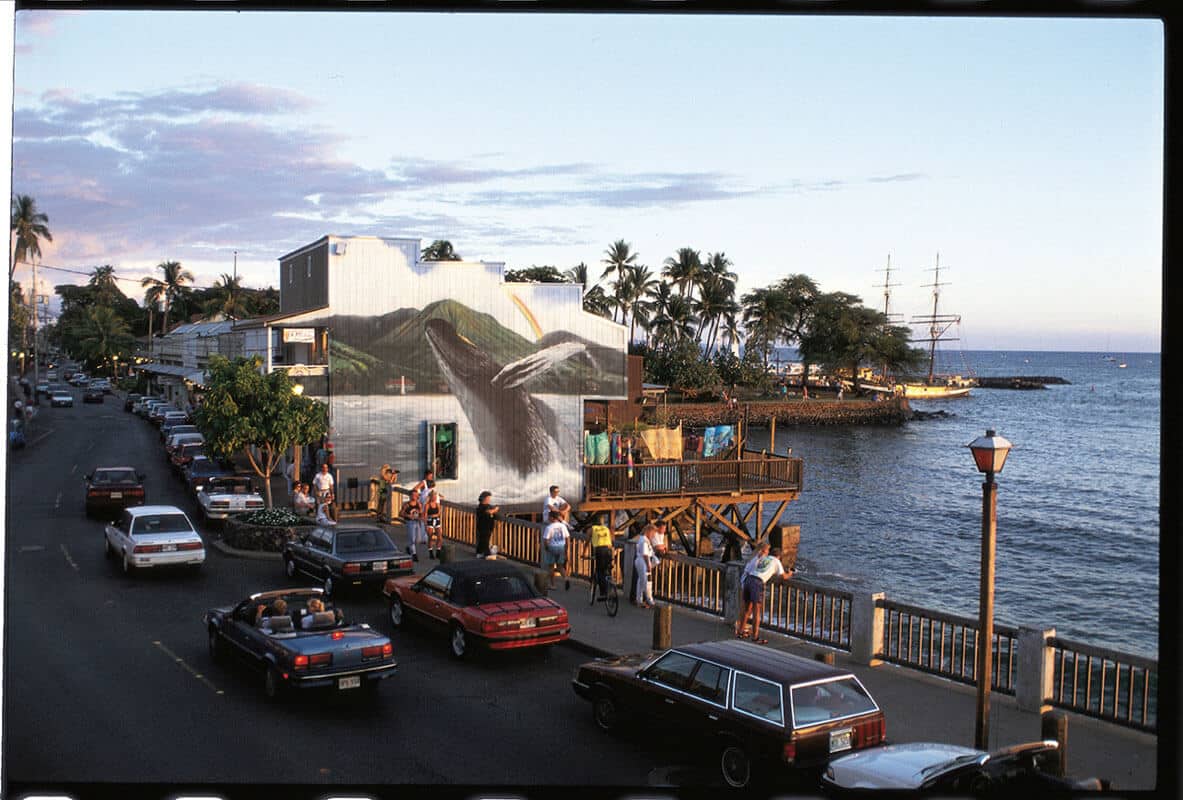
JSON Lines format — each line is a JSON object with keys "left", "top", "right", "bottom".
{"left": 697, "top": 279, "right": 739, "bottom": 357}
{"left": 649, "top": 294, "right": 699, "bottom": 347}
{"left": 78, "top": 305, "right": 134, "bottom": 377}
{"left": 613, "top": 264, "right": 659, "bottom": 345}
{"left": 567, "top": 262, "right": 614, "bottom": 319}
{"left": 662, "top": 247, "right": 703, "bottom": 299}
{"left": 776, "top": 274, "right": 821, "bottom": 389}
{"left": 10, "top": 194, "right": 53, "bottom": 284}
{"left": 421, "top": 240, "right": 461, "bottom": 261}
{"left": 88, "top": 265, "right": 120, "bottom": 306}
{"left": 600, "top": 240, "right": 638, "bottom": 322}
{"left": 741, "top": 286, "right": 790, "bottom": 368}
{"left": 141, "top": 260, "right": 194, "bottom": 335}
{"left": 202, "top": 273, "right": 249, "bottom": 320}
{"left": 719, "top": 311, "right": 742, "bottom": 355}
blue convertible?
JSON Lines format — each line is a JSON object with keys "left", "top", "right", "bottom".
{"left": 205, "top": 588, "right": 397, "bottom": 700}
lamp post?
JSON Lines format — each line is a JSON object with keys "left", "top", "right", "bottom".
{"left": 966, "top": 428, "right": 1013, "bottom": 750}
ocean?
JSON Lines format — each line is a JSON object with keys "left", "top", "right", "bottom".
{"left": 743, "top": 349, "right": 1160, "bottom": 659}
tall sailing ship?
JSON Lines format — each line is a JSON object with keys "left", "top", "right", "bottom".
{"left": 868, "top": 253, "right": 974, "bottom": 399}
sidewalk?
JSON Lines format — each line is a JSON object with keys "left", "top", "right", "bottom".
{"left": 214, "top": 518, "right": 1158, "bottom": 791}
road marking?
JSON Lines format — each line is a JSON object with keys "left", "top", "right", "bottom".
{"left": 59, "top": 543, "right": 79, "bottom": 572}
{"left": 54, "top": 491, "right": 62, "bottom": 510}
{"left": 27, "top": 428, "right": 55, "bottom": 447}
{"left": 18, "top": 545, "right": 45, "bottom": 552}
{"left": 71, "top": 463, "right": 78, "bottom": 474}
{"left": 153, "top": 640, "right": 224, "bottom": 696}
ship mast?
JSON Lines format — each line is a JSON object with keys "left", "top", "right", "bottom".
{"left": 909, "top": 253, "right": 961, "bottom": 384}
{"left": 875, "top": 253, "right": 903, "bottom": 382}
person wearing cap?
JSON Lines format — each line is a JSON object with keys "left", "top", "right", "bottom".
{"left": 475, "top": 490, "right": 499, "bottom": 558}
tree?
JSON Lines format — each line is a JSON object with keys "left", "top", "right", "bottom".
{"left": 421, "top": 240, "right": 461, "bottom": 261}
{"left": 643, "top": 338, "right": 721, "bottom": 394}
{"left": 600, "top": 240, "right": 638, "bottom": 321}
{"left": 504, "top": 265, "right": 569, "bottom": 283}
{"left": 88, "top": 265, "right": 120, "bottom": 306}
{"left": 740, "top": 286, "right": 789, "bottom": 368}
{"left": 141, "top": 260, "right": 194, "bottom": 335}
{"left": 612, "top": 263, "right": 659, "bottom": 345}
{"left": 662, "top": 247, "right": 703, "bottom": 300}
{"left": 775, "top": 274, "right": 820, "bottom": 389}
{"left": 77, "top": 305, "right": 134, "bottom": 376}
{"left": 10, "top": 194, "right": 52, "bottom": 284}
{"left": 195, "top": 356, "right": 329, "bottom": 508}
{"left": 201, "top": 273, "right": 249, "bottom": 320}
{"left": 566, "top": 262, "right": 613, "bottom": 319}
{"left": 9, "top": 281, "right": 30, "bottom": 374}
{"left": 797, "top": 292, "right": 914, "bottom": 393}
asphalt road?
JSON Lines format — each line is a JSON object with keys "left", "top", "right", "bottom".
{"left": 2, "top": 393, "right": 721, "bottom": 794}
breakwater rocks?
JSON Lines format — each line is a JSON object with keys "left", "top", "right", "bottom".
{"left": 652, "top": 397, "right": 912, "bottom": 428}
{"left": 976, "top": 375, "right": 1070, "bottom": 390}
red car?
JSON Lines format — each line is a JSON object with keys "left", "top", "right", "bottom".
{"left": 171, "top": 441, "right": 206, "bottom": 472}
{"left": 383, "top": 559, "right": 570, "bottom": 659}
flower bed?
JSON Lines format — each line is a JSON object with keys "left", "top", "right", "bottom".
{"left": 223, "top": 508, "right": 315, "bottom": 552}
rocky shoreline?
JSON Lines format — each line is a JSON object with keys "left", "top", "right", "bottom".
{"left": 649, "top": 397, "right": 913, "bottom": 428}
{"left": 976, "top": 375, "right": 1071, "bottom": 390}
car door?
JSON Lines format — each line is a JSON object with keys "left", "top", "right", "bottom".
{"left": 410, "top": 569, "right": 454, "bottom": 632}
{"left": 635, "top": 650, "right": 702, "bottom": 731}
{"left": 289, "top": 529, "right": 320, "bottom": 575}
{"left": 107, "top": 510, "right": 132, "bottom": 555}
{"left": 220, "top": 601, "right": 268, "bottom": 666}
{"left": 315, "top": 528, "right": 338, "bottom": 579}
{"left": 682, "top": 659, "right": 734, "bottom": 731}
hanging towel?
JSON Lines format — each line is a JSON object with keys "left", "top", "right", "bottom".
{"left": 585, "top": 431, "right": 597, "bottom": 464}
{"left": 702, "top": 426, "right": 720, "bottom": 458}
{"left": 593, "top": 432, "right": 610, "bottom": 465}
{"left": 659, "top": 424, "right": 683, "bottom": 460}
{"left": 638, "top": 428, "right": 662, "bottom": 460}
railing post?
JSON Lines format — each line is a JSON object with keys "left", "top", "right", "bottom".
{"left": 851, "top": 592, "right": 885, "bottom": 666}
{"left": 623, "top": 537, "right": 637, "bottom": 604}
{"left": 722, "top": 559, "right": 745, "bottom": 626}
{"left": 1016, "top": 626, "right": 1056, "bottom": 713}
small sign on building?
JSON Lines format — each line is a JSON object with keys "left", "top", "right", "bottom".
{"left": 282, "top": 328, "right": 315, "bottom": 343}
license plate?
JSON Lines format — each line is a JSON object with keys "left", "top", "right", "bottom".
{"left": 520, "top": 618, "right": 537, "bottom": 629}
{"left": 162, "top": 544, "right": 177, "bottom": 552}
{"left": 230, "top": 500, "right": 245, "bottom": 510}
{"left": 338, "top": 676, "right": 361, "bottom": 690}
{"left": 372, "top": 561, "right": 387, "bottom": 571}
{"left": 110, "top": 492, "right": 122, "bottom": 499}
{"left": 829, "top": 729, "right": 853, "bottom": 753}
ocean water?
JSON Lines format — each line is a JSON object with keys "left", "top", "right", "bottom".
{"left": 744, "top": 350, "right": 1161, "bottom": 658}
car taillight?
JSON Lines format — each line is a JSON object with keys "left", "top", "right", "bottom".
{"left": 128, "top": 487, "right": 144, "bottom": 497}
{"left": 247, "top": 500, "right": 264, "bottom": 508}
{"left": 212, "top": 500, "right": 229, "bottom": 508}
{"left": 133, "top": 544, "right": 163, "bottom": 553}
{"left": 309, "top": 652, "right": 332, "bottom": 666}
{"left": 782, "top": 741, "right": 796, "bottom": 763}
{"left": 362, "top": 643, "right": 392, "bottom": 659}
{"left": 398, "top": 558, "right": 412, "bottom": 570}
{"left": 343, "top": 563, "right": 361, "bottom": 575}
{"left": 293, "top": 655, "right": 309, "bottom": 670}
{"left": 87, "top": 489, "right": 101, "bottom": 497}
{"left": 177, "top": 541, "right": 203, "bottom": 551}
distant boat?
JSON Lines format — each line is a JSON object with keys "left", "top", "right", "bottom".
{"left": 1103, "top": 355, "right": 1117, "bottom": 362}
{"left": 893, "top": 254, "right": 974, "bottom": 399}
{"left": 1118, "top": 360, "right": 1128, "bottom": 369}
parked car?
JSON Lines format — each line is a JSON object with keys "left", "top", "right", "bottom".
{"left": 165, "top": 430, "right": 204, "bottom": 458}
{"left": 137, "top": 398, "right": 166, "bottom": 418}
{"left": 124, "top": 392, "right": 143, "bottom": 412}
{"left": 572, "top": 639, "right": 887, "bottom": 789}
{"left": 159, "top": 412, "right": 191, "bottom": 440}
{"left": 149, "top": 404, "right": 178, "bottom": 425}
{"left": 69, "top": 374, "right": 89, "bottom": 386}
{"left": 85, "top": 466, "right": 147, "bottom": 519}
{"left": 382, "top": 559, "right": 570, "bottom": 659}
{"left": 34, "top": 380, "right": 50, "bottom": 396}
{"left": 196, "top": 475, "right": 266, "bottom": 521}
{"left": 50, "top": 390, "right": 74, "bottom": 407}
{"left": 104, "top": 505, "right": 205, "bottom": 575}
{"left": 820, "top": 739, "right": 1105, "bottom": 794}
{"left": 171, "top": 441, "right": 207, "bottom": 472}
{"left": 83, "top": 386, "right": 105, "bottom": 403}
{"left": 183, "top": 455, "right": 233, "bottom": 494}
{"left": 204, "top": 588, "right": 397, "bottom": 700}
{"left": 284, "top": 525, "right": 414, "bottom": 598}
{"left": 89, "top": 378, "right": 113, "bottom": 394}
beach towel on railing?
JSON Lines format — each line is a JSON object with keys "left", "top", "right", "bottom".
{"left": 702, "top": 425, "right": 735, "bottom": 458}
{"left": 610, "top": 432, "right": 622, "bottom": 464}
{"left": 594, "top": 432, "right": 610, "bottom": 464}
{"left": 660, "top": 424, "right": 683, "bottom": 460}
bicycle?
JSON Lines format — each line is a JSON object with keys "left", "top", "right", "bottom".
{"left": 587, "top": 552, "right": 620, "bottom": 617}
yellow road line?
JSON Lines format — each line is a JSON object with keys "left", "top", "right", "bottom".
{"left": 152, "top": 640, "right": 225, "bottom": 696}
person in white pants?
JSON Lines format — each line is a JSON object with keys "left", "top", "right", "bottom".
{"left": 634, "top": 527, "right": 657, "bottom": 608}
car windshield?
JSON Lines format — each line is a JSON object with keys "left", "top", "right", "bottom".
{"left": 790, "top": 678, "right": 878, "bottom": 726}
{"left": 191, "top": 460, "right": 222, "bottom": 475}
{"left": 210, "top": 478, "right": 251, "bottom": 493}
{"left": 335, "top": 530, "right": 394, "bottom": 552}
{"left": 468, "top": 573, "right": 536, "bottom": 605}
{"left": 131, "top": 513, "right": 193, "bottom": 535}
{"left": 94, "top": 469, "right": 137, "bottom": 484}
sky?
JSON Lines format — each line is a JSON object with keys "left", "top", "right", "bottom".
{"left": 6, "top": 9, "right": 1165, "bottom": 352}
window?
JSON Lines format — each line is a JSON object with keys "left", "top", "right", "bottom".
{"left": 421, "top": 570, "right": 453, "bottom": 599}
{"left": 429, "top": 422, "right": 458, "bottom": 480}
{"left": 288, "top": 262, "right": 293, "bottom": 285}
{"left": 790, "top": 678, "right": 877, "bottom": 726}
{"left": 468, "top": 574, "right": 535, "bottom": 605}
{"left": 336, "top": 529, "right": 394, "bottom": 553}
{"left": 733, "top": 674, "right": 784, "bottom": 725}
{"left": 644, "top": 651, "right": 699, "bottom": 690}
{"left": 687, "top": 661, "right": 731, "bottom": 705}
{"left": 306, "top": 255, "right": 312, "bottom": 277}
{"left": 131, "top": 513, "right": 194, "bottom": 536}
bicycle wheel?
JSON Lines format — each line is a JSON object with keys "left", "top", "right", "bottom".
{"left": 605, "top": 584, "right": 620, "bottom": 617}
{"left": 588, "top": 565, "right": 598, "bottom": 606}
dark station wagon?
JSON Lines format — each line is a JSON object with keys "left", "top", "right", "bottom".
{"left": 84, "top": 466, "right": 146, "bottom": 519}
{"left": 283, "top": 526, "right": 413, "bottom": 597}
{"left": 572, "top": 639, "right": 886, "bottom": 789}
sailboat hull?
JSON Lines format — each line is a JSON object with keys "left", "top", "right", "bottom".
{"left": 898, "top": 383, "right": 972, "bottom": 399}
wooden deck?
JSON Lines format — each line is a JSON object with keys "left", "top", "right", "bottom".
{"left": 582, "top": 450, "right": 802, "bottom": 505}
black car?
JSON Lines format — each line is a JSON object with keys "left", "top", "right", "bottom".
{"left": 205, "top": 588, "right": 398, "bottom": 700}
{"left": 85, "top": 466, "right": 146, "bottom": 519}
{"left": 283, "top": 526, "right": 414, "bottom": 597}
{"left": 183, "top": 455, "right": 233, "bottom": 494}
{"left": 124, "top": 392, "right": 143, "bottom": 412}
{"left": 572, "top": 640, "right": 887, "bottom": 789}
{"left": 83, "top": 387, "right": 105, "bottom": 403}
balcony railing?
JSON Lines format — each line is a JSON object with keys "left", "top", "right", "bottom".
{"left": 583, "top": 450, "right": 803, "bottom": 500}
{"left": 1048, "top": 636, "right": 1157, "bottom": 731}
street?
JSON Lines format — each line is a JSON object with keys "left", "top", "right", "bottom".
{"left": 2, "top": 394, "right": 710, "bottom": 793}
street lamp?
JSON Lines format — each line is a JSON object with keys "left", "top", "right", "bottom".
{"left": 966, "top": 428, "right": 1013, "bottom": 750}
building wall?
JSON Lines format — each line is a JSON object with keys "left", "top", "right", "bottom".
{"left": 284, "top": 235, "right": 628, "bottom": 505}
{"left": 278, "top": 238, "right": 330, "bottom": 314}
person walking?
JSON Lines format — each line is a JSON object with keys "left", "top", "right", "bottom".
{"left": 541, "top": 509, "right": 571, "bottom": 590}
{"left": 424, "top": 482, "right": 443, "bottom": 559}
{"left": 633, "top": 525, "right": 658, "bottom": 609}
{"left": 735, "top": 540, "right": 794, "bottom": 644}
{"left": 401, "top": 490, "right": 424, "bottom": 562}
{"left": 588, "top": 513, "right": 614, "bottom": 600}
{"left": 312, "top": 462, "right": 335, "bottom": 504}
{"left": 475, "top": 490, "right": 499, "bottom": 558}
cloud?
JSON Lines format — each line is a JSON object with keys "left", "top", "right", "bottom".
{"left": 867, "top": 172, "right": 926, "bottom": 183}
{"left": 14, "top": 10, "right": 81, "bottom": 54}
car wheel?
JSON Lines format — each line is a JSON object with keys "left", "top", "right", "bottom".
{"left": 449, "top": 623, "right": 468, "bottom": 659}
{"left": 208, "top": 627, "right": 221, "bottom": 661}
{"left": 284, "top": 556, "right": 297, "bottom": 579}
{"left": 720, "top": 742, "right": 753, "bottom": 789}
{"left": 263, "top": 666, "right": 283, "bottom": 700}
{"left": 388, "top": 595, "right": 404, "bottom": 629}
{"left": 122, "top": 551, "right": 134, "bottom": 576}
{"left": 593, "top": 693, "right": 620, "bottom": 732}
{"left": 323, "top": 574, "right": 334, "bottom": 597}
{"left": 103, "top": 536, "right": 113, "bottom": 558}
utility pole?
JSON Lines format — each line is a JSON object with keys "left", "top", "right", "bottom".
{"left": 31, "top": 258, "right": 39, "bottom": 391}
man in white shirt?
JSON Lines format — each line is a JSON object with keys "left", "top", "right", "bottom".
{"left": 541, "top": 510, "right": 571, "bottom": 591}
{"left": 735, "top": 540, "right": 793, "bottom": 644}
{"left": 312, "top": 463, "right": 335, "bottom": 502}
{"left": 543, "top": 485, "right": 569, "bottom": 526}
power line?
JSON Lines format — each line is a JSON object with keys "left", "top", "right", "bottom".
{"left": 10, "top": 259, "right": 275, "bottom": 291}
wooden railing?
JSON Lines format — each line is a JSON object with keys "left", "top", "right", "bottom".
{"left": 651, "top": 552, "right": 727, "bottom": 615}
{"left": 761, "top": 577, "right": 852, "bottom": 650}
{"left": 1048, "top": 636, "right": 1157, "bottom": 732}
{"left": 584, "top": 451, "right": 803, "bottom": 500}
{"left": 877, "top": 599, "right": 1019, "bottom": 694}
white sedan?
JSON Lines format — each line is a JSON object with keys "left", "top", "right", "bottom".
{"left": 104, "top": 505, "right": 205, "bottom": 575}
{"left": 196, "top": 475, "right": 265, "bottom": 521}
